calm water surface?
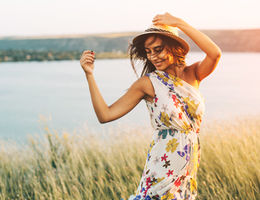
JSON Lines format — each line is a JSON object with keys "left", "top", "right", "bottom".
{"left": 0, "top": 52, "right": 260, "bottom": 142}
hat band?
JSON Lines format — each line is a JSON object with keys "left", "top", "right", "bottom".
{"left": 144, "top": 28, "right": 173, "bottom": 35}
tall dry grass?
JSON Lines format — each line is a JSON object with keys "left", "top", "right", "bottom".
{"left": 0, "top": 116, "right": 259, "bottom": 200}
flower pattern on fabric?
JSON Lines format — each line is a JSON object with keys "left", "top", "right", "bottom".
{"left": 161, "top": 192, "right": 177, "bottom": 200}
{"left": 128, "top": 70, "right": 205, "bottom": 200}
{"left": 166, "top": 138, "right": 179, "bottom": 153}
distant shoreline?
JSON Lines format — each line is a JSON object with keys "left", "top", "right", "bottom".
{"left": 1, "top": 50, "right": 260, "bottom": 62}
{"left": 0, "top": 29, "right": 259, "bottom": 62}
{"left": 0, "top": 50, "right": 129, "bottom": 62}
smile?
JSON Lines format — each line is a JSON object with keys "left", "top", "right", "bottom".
{"left": 154, "top": 61, "right": 164, "bottom": 66}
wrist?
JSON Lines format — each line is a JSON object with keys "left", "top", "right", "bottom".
{"left": 85, "top": 72, "right": 94, "bottom": 79}
{"left": 176, "top": 18, "right": 189, "bottom": 30}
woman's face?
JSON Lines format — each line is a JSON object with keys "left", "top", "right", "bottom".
{"left": 144, "top": 35, "right": 174, "bottom": 71}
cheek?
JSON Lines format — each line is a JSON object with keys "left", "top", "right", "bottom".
{"left": 167, "top": 54, "right": 174, "bottom": 64}
{"left": 158, "top": 51, "right": 169, "bottom": 60}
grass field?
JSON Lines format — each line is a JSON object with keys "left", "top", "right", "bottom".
{"left": 0, "top": 116, "right": 259, "bottom": 200}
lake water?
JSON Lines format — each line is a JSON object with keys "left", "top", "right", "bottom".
{"left": 0, "top": 52, "right": 260, "bottom": 142}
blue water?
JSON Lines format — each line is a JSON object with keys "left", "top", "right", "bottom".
{"left": 0, "top": 52, "right": 260, "bottom": 142}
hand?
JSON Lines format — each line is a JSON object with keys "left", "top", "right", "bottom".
{"left": 80, "top": 50, "right": 95, "bottom": 75}
{"left": 152, "top": 12, "right": 182, "bottom": 27}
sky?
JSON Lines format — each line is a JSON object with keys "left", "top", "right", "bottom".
{"left": 0, "top": 0, "right": 259, "bottom": 37}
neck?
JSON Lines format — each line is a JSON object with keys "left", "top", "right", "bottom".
{"left": 166, "top": 64, "right": 185, "bottom": 78}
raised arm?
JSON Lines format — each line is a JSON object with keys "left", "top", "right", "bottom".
{"left": 153, "top": 12, "right": 222, "bottom": 81}
{"left": 80, "top": 50, "right": 147, "bottom": 123}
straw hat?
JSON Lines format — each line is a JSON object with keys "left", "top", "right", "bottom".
{"left": 132, "top": 24, "right": 190, "bottom": 55}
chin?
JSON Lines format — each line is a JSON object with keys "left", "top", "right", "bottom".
{"left": 155, "top": 65, "right": 167, "bottom": 71}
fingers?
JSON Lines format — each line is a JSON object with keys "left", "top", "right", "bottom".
{"left": 152, "top": 15, "right": 162, "bottom": 26}
{"left": 152, "top": 15, "right": 160, "bottom": 22}
{"left": 81, "top": 50, "right": 95, "bottom": 57}
{"left": 80, "top": 56, "right": 94, "bottom": 64}
{"left": 81, "top": 57, "right": 94, "bottom": 64}
{"left": 153, "top": 14, "right": 162, "bottom": 20}
{"left": 82, "top": 50, "right": 95, "bottom": 55}
{"left": 80, "top": 50, "right": 96, "bottom": 68}
{"left": 153, "top": 20, "right": 162, "bottom": 26}
{"left": 80, "top": 58, "right": 94, "bottom": 66}
{"left": 80, "top": 50, "right": 95, "bottom": 60}
{"left": 153, "top": 12, "right": 170, "bottom": 22}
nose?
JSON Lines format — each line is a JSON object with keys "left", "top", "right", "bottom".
{"left": 148, "top": 51, "right": 159, "bottom": 61}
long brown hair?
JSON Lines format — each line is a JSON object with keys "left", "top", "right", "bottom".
{"left": 128, "top": 33, "right": 187, "bottom": 78}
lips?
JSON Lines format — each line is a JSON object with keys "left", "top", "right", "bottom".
{"left": 154, "top": 61, "right": 163, "bottom": 66}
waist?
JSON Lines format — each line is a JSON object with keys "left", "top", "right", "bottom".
{"left": 153, "top": 128, "right": 198, "bottom": 140}
{"left": 155, "top": 127, "right": 197, "bottom": 134}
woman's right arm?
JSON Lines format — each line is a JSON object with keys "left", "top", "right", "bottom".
{"left": 80, "top": 50, "right": 148, "bottom": 123}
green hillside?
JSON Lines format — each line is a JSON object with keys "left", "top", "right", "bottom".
{"left": 0, "top": 29, "right": 259, "bottom": 62}
{"left": 0, "top": 33, "right": 138, "bottom": 53}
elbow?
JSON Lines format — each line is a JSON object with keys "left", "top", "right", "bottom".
{"left": 98, "top": 114, "right": 110, "bottom": 124}
{"left": 96, "top": 109, "right": 110, "bottom": 124}
{"left": 98, "top": 117, "right": 108, "bottom": 124}
{"left": 216, "top": 51, "right": 222, "bottom": 59}
{"left": 209, "top": 47, "right": 222, "bottom": 61}
{"left": 215, "top": 48, "right": 222, "bottom": 59}
{"left": 209, "top": 50, "right": 221, "bottom": 62}
{"left": 99, "top": 119, "right": 108, "bottom": 124}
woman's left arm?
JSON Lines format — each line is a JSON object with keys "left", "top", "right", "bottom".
{"left": 153, "top": 12, "right": 222, "bottom": 81}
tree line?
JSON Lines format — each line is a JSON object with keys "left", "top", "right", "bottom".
{"left": 0, "top": 49, "right": 128, "bottom": 62}
{"left": 1, "top": 29, "right": 259, "bottom": 62}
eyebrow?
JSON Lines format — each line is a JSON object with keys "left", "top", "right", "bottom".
{"left": 144, "top": 45, "right": 164, "bottom": 50}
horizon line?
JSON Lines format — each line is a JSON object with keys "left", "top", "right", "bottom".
{"left": 0, "top": 28, "right": 259, "bottom": 40}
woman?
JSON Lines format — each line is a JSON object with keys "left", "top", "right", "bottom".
{"left": 80, "top": 12, "right": 221, "bottom": 200}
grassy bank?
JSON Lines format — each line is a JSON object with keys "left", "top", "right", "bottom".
{"left": 0, "top": 117, "right": 259, "bottom": 200}
{"left": 0, "top": 50, "right": 128, "bottom": 62}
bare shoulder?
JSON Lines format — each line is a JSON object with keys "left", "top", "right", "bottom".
{"left": 133, "top": 75, "right": 155, "bottom": 101}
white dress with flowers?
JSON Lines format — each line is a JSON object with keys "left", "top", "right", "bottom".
{"left": 128, "top": 70, "right": 205, "bottom": 200}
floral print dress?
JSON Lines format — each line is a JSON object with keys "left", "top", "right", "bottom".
{"left": 128, "top": 70, "right": 205, "bottom": 200}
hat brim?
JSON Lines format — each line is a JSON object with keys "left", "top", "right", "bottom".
{"left": 132, "top": 32, "right": 190, "bottom": 55}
